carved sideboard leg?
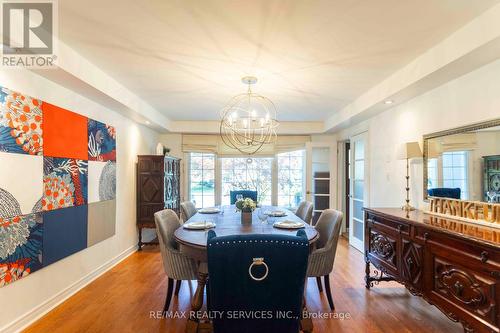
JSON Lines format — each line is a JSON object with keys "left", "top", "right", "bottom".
{"left": 365, "top": 251, "right": 395, "bottom": 289}
{"left": 365, "top": 252, "right": 371, "bottom": 289}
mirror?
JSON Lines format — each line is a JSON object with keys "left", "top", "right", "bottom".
{"left": 423, "top": 119, "right": 500, "bottom": 202}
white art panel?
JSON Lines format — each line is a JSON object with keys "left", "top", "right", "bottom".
{"left": 0, "top": 151, "right": 43, "bottom": 217}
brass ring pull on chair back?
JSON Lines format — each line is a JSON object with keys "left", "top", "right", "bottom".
{"left": 248, "top": 257, "right": 269, "bottom": 281}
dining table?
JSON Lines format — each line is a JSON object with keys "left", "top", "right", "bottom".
{"left": 174, "top": 205, "right": 319, "bottom": 333}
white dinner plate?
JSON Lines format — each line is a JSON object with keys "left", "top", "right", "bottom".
{"left": 198, "top": 207, "right": 221, "bottom": 214}
{"left": 266, "top": 210, "right": 287, "bottom": 217}
{"left": 183, "top": 221, "right": 216, "bottom": 230}
{"left": 273, "top": 220, "right": 305, "bottom": 229}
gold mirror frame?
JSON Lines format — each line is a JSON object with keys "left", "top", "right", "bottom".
{"left": 423, "top": 118, "right": 500, "bottom": 202}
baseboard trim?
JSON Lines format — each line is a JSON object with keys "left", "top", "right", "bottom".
{"left": 1, "top": 245, "right": 137, "bottom": 333}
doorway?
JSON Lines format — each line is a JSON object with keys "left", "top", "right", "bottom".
{"left": 344, "top": 141, "right": 350, "bottom": 238}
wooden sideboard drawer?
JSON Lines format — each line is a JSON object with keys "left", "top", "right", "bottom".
{"left": 421, "top": 229, "right": 500, "bottom": 275}
{"left": 366, "top": 212, "right": 410, "bottom": 236}
{"left": 431, "top": 255, "right": 500, "bottom": 330}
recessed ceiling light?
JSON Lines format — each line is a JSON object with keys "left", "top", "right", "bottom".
{"left": 145, "top": 120, "right": 151, "bottom": 125}
{"left": 384, "top": 100, "right": 394, "bottom": 105}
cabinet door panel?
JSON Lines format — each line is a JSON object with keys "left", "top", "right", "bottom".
{"left": 368, "top": 228, "right": 399, "bottom": 275}
{"left": 401, "top": 239, "right": 423, "bottom": 290}
{"left": 432, "top": 255, "right": 499, "bottom": 328}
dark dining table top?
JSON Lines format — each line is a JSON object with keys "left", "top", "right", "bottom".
{"left": 174, "top": 205, "right": 319, "bottom": 249}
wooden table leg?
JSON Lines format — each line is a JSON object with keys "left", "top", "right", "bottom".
{"left": 300, "top": 279, "right": 313, "bottom": 333}
{"left": 186, "top": 263, "right": 208, "bottom": 333}
{"left": 300, "top": 296, "right": 313, "bottom": 333}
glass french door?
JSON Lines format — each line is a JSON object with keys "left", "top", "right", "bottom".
{"left": 305, "top": 142, "right": 336, "bottom": 224}
{"left": 349, "top": 132, "right": 368, "bottom": 252}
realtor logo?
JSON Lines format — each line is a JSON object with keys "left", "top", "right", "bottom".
{"left": 1, "top": 0, "right": 57, "bottom": 67}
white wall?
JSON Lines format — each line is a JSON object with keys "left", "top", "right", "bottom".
{"left": 0, "top": 68, "right": 159, "bottom": 332}
{"left": 336, "top": 59, "right": 500, "bottom": 210}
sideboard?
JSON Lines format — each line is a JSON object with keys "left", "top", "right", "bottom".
{"left": 364, "top": 207, "right": 500, "bottom": 333}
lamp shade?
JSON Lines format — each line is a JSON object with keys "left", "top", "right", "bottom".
{"left": 397, "top": 142, "right": 422, "bottom": 160}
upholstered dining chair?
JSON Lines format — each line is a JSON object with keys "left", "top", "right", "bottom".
{"left": 207, "top": 230, "right": 309, "bottom": 333}
{"left": 295, "top": 201, "right": 313, "bottom": 224}
{"left": 229, "top": 190, "right": 258, "bottom": 204}
{"left": 307, "top": 209, "right": 343, "bottom": 311}
{"left": 180, "top": 201, "right": 197, "bottom": 222}
{"left": 154, "top": 209, "right": 198, "bottom": 312}
{"left": 427, "top": 187, "right": 461, "bottom": 199}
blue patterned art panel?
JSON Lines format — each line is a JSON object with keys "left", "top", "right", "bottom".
{"left": 88, "top": 119, "right": 116, "bottom": 161}
{"left": 0, "top": 213, "right": 43, "bottom": 287}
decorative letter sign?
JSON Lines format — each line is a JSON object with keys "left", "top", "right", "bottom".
{"left": 428, "top": 197, "right": 500, "bottom": 229}
{"left": 0, "top": 86, "right": 117, "bottom": 287}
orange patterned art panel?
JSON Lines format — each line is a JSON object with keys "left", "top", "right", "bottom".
{"left": 42, "top": 103, "right": 88, "bottom": 159}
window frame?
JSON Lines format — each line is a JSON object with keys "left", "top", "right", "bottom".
{"left": 220, "top": 156, "right": 274, "bottom": 206}
{"left": 187, "top": 152, "right": 216, "bottom": 208}
{"left": 441, "top": 150, "right": 469, "bottom": 200}
{"left": 187, "top": 150, "right": 306, "bottom": 208}
{"left": 277, "top": 150, "right": 306, "bottom": 208}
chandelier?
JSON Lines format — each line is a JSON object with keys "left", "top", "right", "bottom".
{"left": 219, "top": 76, "right": 279, "bottom": 155}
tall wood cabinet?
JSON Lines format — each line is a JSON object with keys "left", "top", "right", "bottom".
{"left": 483, "top": 155, "right": 500, "bottom": 203}
{"left": 136, "top": 155, "right": 181, "bottom": 250}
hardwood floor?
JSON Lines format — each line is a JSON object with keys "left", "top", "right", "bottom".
{"left": 24, "top": 238, "right": 462, "bottom": 333}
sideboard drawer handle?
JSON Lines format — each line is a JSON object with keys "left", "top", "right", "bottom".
{"left": 481, "top": 251, "right": 489, "bottom": 263}
{"left": 423, "top": 232, "right": 430, "bottom": 241}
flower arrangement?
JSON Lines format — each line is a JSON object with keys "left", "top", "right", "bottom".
{"left": 235, "top": 198, "right": 257, "bottom": 213}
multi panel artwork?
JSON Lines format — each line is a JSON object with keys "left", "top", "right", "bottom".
{"left": 0, "top": 85, "right": 117, "bottom": 287}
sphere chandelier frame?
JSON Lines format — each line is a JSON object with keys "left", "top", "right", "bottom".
{"left": 219, "top": 76, "right": 279, "bottom": 155}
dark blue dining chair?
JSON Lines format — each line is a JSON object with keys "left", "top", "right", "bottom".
{"left": 207, "top": 230, "right": 309, "bottom": 333}
{"left": 230, "top": 190, "right": 258, "bottom": 204}
{"left": 428, "top": 188, "right": 461, "bottom": 199}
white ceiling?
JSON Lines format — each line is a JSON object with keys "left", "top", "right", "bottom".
{"left": 59, "top": 0, "right": 499, "bottom": 122}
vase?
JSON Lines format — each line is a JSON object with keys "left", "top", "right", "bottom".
{"left": 241, "top": 211, "right": 252, "bottom": 225}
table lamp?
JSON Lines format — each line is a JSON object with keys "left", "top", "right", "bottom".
{"left": 397, "top": 142, "right": 422, "bottom": 212}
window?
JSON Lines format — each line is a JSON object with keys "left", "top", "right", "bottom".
{"left": 189, "top": 153, "right": 215, "bottom": 208}
{"left": 427, "top": 158, "right": 438, "bottom": 188}
{"left": 277, "top": 150, "right": 305, "bottom": 208}
{"left": 221, "top": 157, "right": 273, "bottom": 205}
{"left": 442, "top": 151, "right": 469, "bottom": 199}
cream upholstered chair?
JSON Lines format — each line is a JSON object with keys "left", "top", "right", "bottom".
{"left": 180, "top": 201, "right": 197, "bottom": 222}
{"left": 295, "top": 201, "right": 313, "bottom": 224}
{"left": 307, "top": 209, "right": 343, "bottom": 310}
{"left": 154, "top": 209, "right": 198, "bottom": 312}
